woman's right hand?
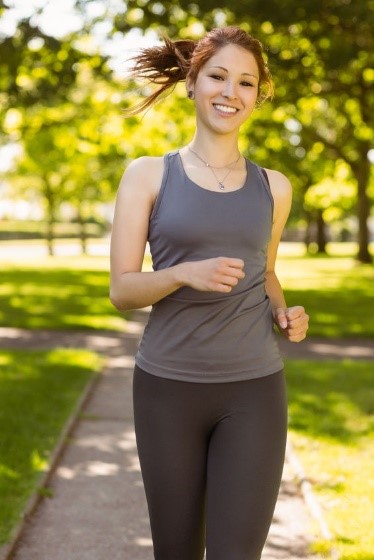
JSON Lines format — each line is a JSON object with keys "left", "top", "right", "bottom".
{"left": 176, "top": 257, "right": 245, "bottom": 293}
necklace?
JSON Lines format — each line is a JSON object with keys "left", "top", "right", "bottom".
{"left": 188, "top": 146, "right": 241, "bottom": 190}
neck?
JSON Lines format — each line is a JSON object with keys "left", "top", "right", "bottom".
{"left": 189, "top": 129, "right": 241, "bottom": 167}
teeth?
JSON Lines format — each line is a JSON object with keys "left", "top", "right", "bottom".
{"left": 214, "top": 104, "right": 237, "bottom": 114}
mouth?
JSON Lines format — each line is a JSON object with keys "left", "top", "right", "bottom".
{"left": 212, "top": 103, "right": 239, "bottom": 115}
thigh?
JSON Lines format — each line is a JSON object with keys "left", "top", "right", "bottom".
{"left": 206, "top": 371, "right": 288, "bottom": 560}
{"left": 133, "top": 367, "right": 207, "bottom": 560}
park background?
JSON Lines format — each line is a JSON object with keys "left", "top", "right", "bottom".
{"left": 0, "top": 1, "right": 373, "bottom": 559}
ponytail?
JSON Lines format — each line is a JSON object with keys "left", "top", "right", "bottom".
{"left": 123, "top": 38, "right": 196, "bottom": 116}
{"left": 123, "top": 27, "right": 273, "bottom": 116}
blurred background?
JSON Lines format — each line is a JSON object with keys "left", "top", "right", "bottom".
{"left": 0, "top": 2, "right": 373, "bottom": 559}
{"left": 0, "top": 0, "right": 373, "bottom": 260}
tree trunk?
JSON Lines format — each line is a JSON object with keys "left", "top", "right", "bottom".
{"left": 305, "top": 211, "right": 327, "bottom": 254}
{"left": 44, "top": 181, "right": 55, "bottom": 257}
{"left": 46, "top": 218, "right": 54, "bottom": 256}
{"left": 304, "top": 211, "right": 313, "bottom": 250}
{"left": 77, "top": 204, "right": 88, "bottom": 255}
{"left": 353, "top": 157, "right": 372, "bottom": 263}
{"left": 316, "top": 209, "right": 327, "bottom": 253}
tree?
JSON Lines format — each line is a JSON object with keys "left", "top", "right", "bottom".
{"left": 0, "top": 4, "right": 124, "bottom": 254}
{"left": 107, "top": 0, "right": 374, "bottom": 262}
{"left": 3, "top": 67, "right": 127, "bottom": 255}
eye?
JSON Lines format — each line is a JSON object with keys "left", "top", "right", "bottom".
{"left": 209, "top": 74, "right": 224, "bottom": 81}
{"left": 241, "top": 81, "right": 255, "bottom": 87}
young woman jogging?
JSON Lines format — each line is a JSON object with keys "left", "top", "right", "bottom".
{"left": 110, "top": 25, "right": 309, "bottom": 560}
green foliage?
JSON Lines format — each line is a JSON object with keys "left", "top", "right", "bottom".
{"left": 287, "top": 360, "right": 374, "bottom": 559}
{"left": 0, "top": 16, "right": 110, "bottom": 114}
{"left": 121, "top": 82, "right": 196, "bottom": 158}
{"left": 304, "top": 161, "right": 356, "bottom": 223}
{"left": 0, "top": 7, "right": 125, "bottom": 255}
{"left": 1, "top": 1, "right": 373, "bottom": 260}
{"left": 0, "top": 348, "right": 101, "bottom": 545}
{"left": 111, "top": 0, "right": 374, "bottom": 262}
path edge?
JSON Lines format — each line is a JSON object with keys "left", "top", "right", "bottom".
{"left": 0, "top": 366, "right": 104, "bottom": 560}
{"left": 286, "top": 438, "right": 340, "bottom": 560}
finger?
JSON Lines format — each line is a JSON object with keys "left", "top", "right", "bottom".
{"left": 220, "top": 273, "right": 241, "bottom": 287}
{"left": 286, "top": 305, "right": 305, "bottom": 320}
{"left": 287, "top": 327, "right": 307, "bottom": 338}
{"left": 275, "top": 308, "right": 288, "bottom": 329}
{"left": 287, "top": 315, "right": 309, "bottom": 329}
{"left": 287, "top": 321, "right": 309, "bottom": 337}
{"left": 288, "top": 333, "right": 307, "bottom": 343}
{"left": 217, "top": 263, "right": 245, "bottom": 282}
{"left": 226, "top": 266, "right": 245, "bottom": 279}
{"left": 215, "top": 283, "right": 233, "bottom": 293}
{"left": 220, "top": 257, "right": 245, "bottom": 270}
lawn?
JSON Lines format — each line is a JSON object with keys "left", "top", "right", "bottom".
{"left": 276, "top": 246, "right": 374, "bottom": 338}
{"left": 0, "top": 242, "right": 372, "bottom": 336}
{"left": 0, "top": 348, "right": 102, "bottom": 545}
{"left": 0, "top": 256, "right": 126, "bottom": 331}
{"left": 286, "top": 360, "right": 374, "bottom": 560}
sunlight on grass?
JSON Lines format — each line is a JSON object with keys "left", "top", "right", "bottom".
{"left": 0, "top": 263, "right": 127, "bottom": 331}
{"left": 0, "top": 348, "right": 102, "bottom": 545}
{"left": 276, "top": 250, "right": 373, "bottom": 338}
{"left": 0, "top": 243, "right": 372, "bottom": 336}
{"left": 287, "top": 360, "right": 374, "bottom": 559}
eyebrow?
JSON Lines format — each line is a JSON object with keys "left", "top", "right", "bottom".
{"left": 208, "top": 65, "right": 259, "bottom": 80}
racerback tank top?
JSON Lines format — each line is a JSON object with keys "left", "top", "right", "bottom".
{"left": 135, "top": 150, "right": 283, "bottom": 382}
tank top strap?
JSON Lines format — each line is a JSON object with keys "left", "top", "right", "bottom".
{"left": 149, "top": 151, "right": 179, "bottom": 221}
{"left": 248, "top": 160, "right": 275, "bottom": 216}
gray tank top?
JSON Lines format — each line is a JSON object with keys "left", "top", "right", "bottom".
{"left": 135, "top": 151, "right": 283, "bottom": 382}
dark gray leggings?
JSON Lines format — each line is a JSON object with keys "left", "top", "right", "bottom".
{"left": 133, "top": 366, "right": 288, "bottom": 560}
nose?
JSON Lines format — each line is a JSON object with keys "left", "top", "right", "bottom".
{"left": 222, "top": 80, "right": 237, "bottom": 99}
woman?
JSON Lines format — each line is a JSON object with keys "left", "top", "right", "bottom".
{"left": 110, "top": 26, "right": 309, "bottom": 560}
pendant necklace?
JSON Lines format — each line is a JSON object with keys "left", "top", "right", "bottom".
{"left": 188, "top": 146, "right": 241, "bottom": 190}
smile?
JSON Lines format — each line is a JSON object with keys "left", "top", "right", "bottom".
{"left": 213, "top": 104, "right": 239, "bottom": 114}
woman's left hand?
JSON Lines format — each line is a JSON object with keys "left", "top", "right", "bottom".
{"left": 274, "top": 306, "right": 309, "bottom": 342}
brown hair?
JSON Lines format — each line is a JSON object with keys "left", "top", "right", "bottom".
{"left": 124, "top": 26, "right": 273, "bottom": 116}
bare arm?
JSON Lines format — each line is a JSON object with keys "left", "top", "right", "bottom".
{"left": 265, "top": 169, "right": 309, "bottom": 342}
{"left": 110, "top": 157, "right": 245, "bottom": 311}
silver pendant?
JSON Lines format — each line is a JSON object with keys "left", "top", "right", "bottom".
{"left": 218, "top": 182, "right": 225, "bottom": 190}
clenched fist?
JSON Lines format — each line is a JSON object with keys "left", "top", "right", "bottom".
{"left": 177, "top": 256, "right": 245, "bottom": 293}
{"left": 274, "top": 306, "right": 309, "bottom": 342}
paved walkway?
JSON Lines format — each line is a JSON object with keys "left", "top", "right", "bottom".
{"left": 1, "top": 313, "right": 372, "bottom": 560}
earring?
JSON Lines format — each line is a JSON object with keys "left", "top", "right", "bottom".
{"left": 187, "top": 90, "right": 194, "bottom": 99}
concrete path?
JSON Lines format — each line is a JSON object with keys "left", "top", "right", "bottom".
{"left": 3, "top": 312, "right": 372, "bottom": 559}
{"left": 1, "top": 319, "right": 373, "bottom": 361}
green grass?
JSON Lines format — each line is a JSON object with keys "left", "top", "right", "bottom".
{"left": 0, "top": 242, "right": 372, "bottom": 336}
{"left": 286, "top": 360, "right": 374, "bottom": 560}
{"left": 0, "top": 348, "right": 102, "bottom": 545}
{"left": 276, "top": 249, "right": 373, "bottom": 338}
{"left": 0, "top": 256, "right": 127, "bottom": 330}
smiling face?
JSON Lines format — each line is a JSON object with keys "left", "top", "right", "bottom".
{"left": 187, "top": 44, "right": 260, "bottom": 135}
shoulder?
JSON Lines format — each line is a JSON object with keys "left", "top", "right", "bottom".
{"left": 125, "top": 155, "right": 165, "bottom": 175}
{"left": 120, "top": 155, "right": 165, "bottom": 192}
{"left": 263, "top": 168, "right": 292, "bottom": 223}
{"left": 116, "top": 155, "right": 165, "bottom": 206}
{"left": 263, "top": 168, "right": 292, "bottom": 201}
